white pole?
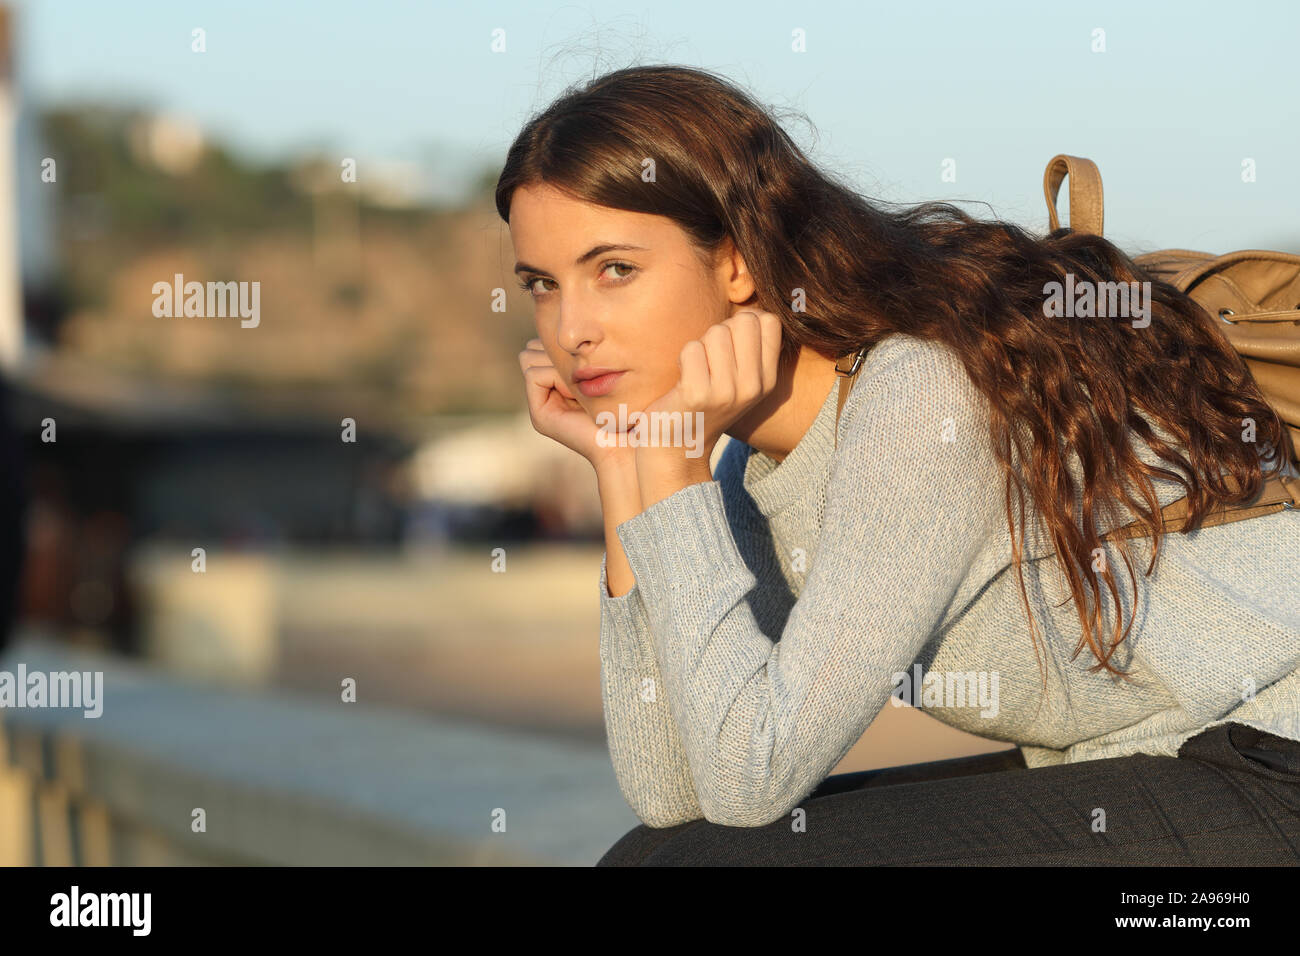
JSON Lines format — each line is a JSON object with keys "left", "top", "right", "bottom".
{"left": 0, "top": 6, "right": 22, "bottom": 373}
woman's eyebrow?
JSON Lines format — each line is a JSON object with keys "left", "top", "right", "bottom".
{"left": 513, "top": 243, "right": 648, "bottom": 275}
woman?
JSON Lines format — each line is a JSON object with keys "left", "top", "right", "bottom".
{"left": 498, "top": 64, "right": 1300, "bottom": 865}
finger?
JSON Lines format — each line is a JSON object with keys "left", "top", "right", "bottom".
{"left": 554, "top": 375, "right": 578, "bottom": 401}
{"left": 525, "top": 361, "right": 566, "bottom": 403}
{"left": 725, "top": 311, "right": 764, "bottom": 401}
{"left": 519, "top": 341, "right": 555, "bottom": 373}
{"left": 700, "top": 323, "right": 738, "bottom": 406}
{"left": 521, "top": 363, "right": 557, "bottom": 408}
{"left": 677, "top": 338, "right": 712, "bottom": 408}
{"left": 758, "top": 312, "right": 782, "bottom": 392}
{"left": 523, "top": 363, "right": 578, "bottom": 408}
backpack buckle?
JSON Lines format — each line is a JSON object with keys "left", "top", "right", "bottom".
{"left": 835, "top": 345, "right": 869, "bottom": 377}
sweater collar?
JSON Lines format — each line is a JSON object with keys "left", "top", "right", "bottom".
{"left": 741, "top": 380, "right": 840, "bottom": 518}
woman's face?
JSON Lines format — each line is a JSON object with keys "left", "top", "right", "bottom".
{"left": 508, "top": 181, "right": 753, "bottom": 423}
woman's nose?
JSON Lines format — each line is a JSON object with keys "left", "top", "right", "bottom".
{"left": 555, "top": 302, "right": 603, "bottom": 354}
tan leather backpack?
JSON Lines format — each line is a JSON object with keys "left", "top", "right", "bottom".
{"left": 833, "top": 153, "right": 1300, "bottom": 538}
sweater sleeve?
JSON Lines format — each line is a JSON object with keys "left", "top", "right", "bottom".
{"left": 613, "top": 337, "right": 1008, "bottom": 827}
{"left": 597, "top": 550, "right": 705, "bottom": 827}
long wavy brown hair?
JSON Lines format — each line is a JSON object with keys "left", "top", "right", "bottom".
{"left": 494, "top": 64, "right": 1293, "bottom": 689}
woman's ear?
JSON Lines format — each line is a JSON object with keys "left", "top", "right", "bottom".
{"left": 719, "top": 238, "right": 757, "bottom": 306}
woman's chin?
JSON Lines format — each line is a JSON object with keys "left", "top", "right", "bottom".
{"left": 588, "top": 400, "right": 637, "bottom": 424}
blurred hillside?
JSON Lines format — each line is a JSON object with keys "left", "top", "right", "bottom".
{"left": 39, "top": 104, "right": 534, "bottom": 425}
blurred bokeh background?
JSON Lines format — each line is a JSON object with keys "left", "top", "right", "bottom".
{"left": 0, "top": 0, "right": 1296, "bottom": 865}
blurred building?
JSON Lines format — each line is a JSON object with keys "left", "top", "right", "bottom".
{"left": 9, "top": 349, "right": 413, "bottom": 654}
{"left": 404, "top": 415, "right": 734, "bottom": 545}
{"left": 405, "top": 410, "right": 602, "bottom": 543}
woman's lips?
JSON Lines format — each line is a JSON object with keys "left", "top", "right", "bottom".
{"left": 575, "top": 370, "right": 626, "bottom": 397}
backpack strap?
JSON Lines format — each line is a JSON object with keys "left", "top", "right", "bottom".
{"left": 1102, "top": 472, "right": 1300, "bottom": 541}
{"left": 832, "top": 346, "right": 869, "bottom": 450}
{"left": 1043, "top": 154, "right": 1105, "bottom": 236}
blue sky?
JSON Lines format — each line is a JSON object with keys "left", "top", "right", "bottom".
{"left": 11, "top": 0, "right": 1299, "bottom": 251}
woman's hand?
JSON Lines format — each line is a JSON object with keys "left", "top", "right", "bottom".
{"left": 634, "top": 309, "right": 783, "bottom": 507}
{"left": 518, "top": 338, "right": 635, "bottom": 474}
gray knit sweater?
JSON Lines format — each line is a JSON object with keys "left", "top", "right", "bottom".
{"left": 598, "top": 332, "right": 1300, "bottom": 828}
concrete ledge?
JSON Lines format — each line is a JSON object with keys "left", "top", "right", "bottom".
{"left": 0, "top": 634, "right": 640, "bottom": 865}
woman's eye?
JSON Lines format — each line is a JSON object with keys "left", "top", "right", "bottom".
{"left": 517, "top": 276, "right": 554, "bottom": 296}
{"left": 602, "top": 261, "right": 636, "bottom": 281}
{"left": 517, "top": 263, "right": 635, "bottom": 297}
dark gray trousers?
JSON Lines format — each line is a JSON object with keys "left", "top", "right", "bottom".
{"left": 596, "top": 722, "right": 1300, "bottom": 865}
